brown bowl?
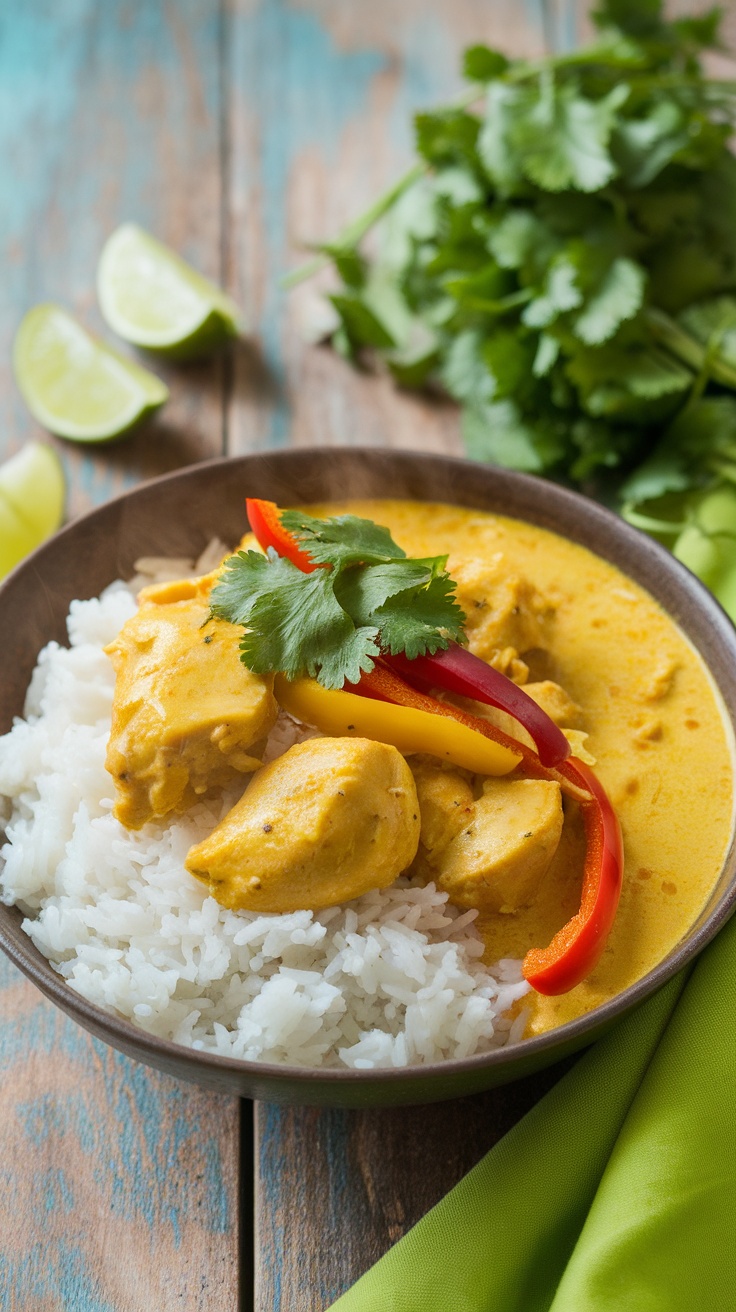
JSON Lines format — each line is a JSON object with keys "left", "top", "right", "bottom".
{"left": 1, "top": 449, "right": 735, "bottom": 1106}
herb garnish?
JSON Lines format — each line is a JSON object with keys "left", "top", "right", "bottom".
{"left": 210, "top": 511, "right": 466, "bottom": 689}
{"left": 286, "top": 1, "right": 736, "bottom": 612}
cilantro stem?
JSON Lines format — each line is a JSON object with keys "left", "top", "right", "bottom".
{"left": 645, "top": 307, "right": 736, "bottom": 391}
{"left": 708, "top": 459, "right": 736, "bottom": 486}
{"left": 461, "top": 288, "right": 533, "bottom": 315}
{"left": 621, "top": 503, "right": 687, "bottom": 535}
{"left": 282, "top": 163, "right": 427, "bottom": 289}
{"left": 282, "top": 84, "right": 483, "bottom": 290}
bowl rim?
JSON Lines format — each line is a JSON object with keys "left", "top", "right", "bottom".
{"left": 2, "top": 446, "right": 735, "bottom": 1089}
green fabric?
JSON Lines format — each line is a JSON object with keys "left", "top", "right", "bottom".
{"left": 330, "top": 914, "right": 736, "bottom": 1312}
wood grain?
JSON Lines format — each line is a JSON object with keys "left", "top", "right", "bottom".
{"left": 0, "top": 954, "right": 240, "bottom": 1312}
{"left": 0, "top": 4, "right": 240, "bottom": 1309}
{"left": 0, "top": 0, "right": 228, "bottom": 519}
{"left": 224, "top": 0, "right": 549, "bottom": 461}
{"left": 253, "top": 1057, "right": 579, "bottom": 1312}
{"left": 239, "top": 5, "right": 569, "bottom": 1311}
{"left": 8, "top": 1, "right": 728, "bottom": 1308}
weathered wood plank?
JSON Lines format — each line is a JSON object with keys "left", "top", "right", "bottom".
{"left": 0, "top": 0, "right": 228, "bottom": 518}
{"left": 254, "top": 1058, "right": 577, "bottom": 1312}
{"left": 0, "top": 5, "right": 241, "bottom": 1309}
{"left": 0, "top": 953, "right": 241, "bottom": 1312}
{"left": 236, "top": 5, "right": 566, "bottom": 1310}
{"left": 224, "top": 0, "right": 549, "bottom": 459}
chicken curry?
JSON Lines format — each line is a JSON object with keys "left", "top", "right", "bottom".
{"left": 104, "top": 498, "right": 734, "bottom": 1038}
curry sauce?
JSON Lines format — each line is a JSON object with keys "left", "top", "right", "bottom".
{"left": 304, "top": 499, "right": 735, "bottom": 1035}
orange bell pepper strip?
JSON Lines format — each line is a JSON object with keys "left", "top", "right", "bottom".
{"left": 273, "top": 672, "right": 522, "bottom": 777}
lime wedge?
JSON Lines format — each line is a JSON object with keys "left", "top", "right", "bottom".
{"left": 0, "top": 442, "right": 65, "bottom": 578}
{"left": 97, "top": 223, "right": 241, "bottom": 359}
{"left": 13, "top": 305, "right": 168, "bottom": 443}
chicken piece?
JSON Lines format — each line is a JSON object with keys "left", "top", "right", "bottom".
{"left": 433, "top": 777, "right": 563, "bottom": 913}
{"left": 105, "top": 578, "right": 277, "bottom": 830}
{"left": 186, "top": 737, "right": 420, "bottom": 913}
{"left": 523, "top": 680, "right": 582, "bottom": 728}
{"left": 409, "top": 759, "right": 475, "bottom": 881}
{"left": 450, "top": 557, "right": 552, "bottom": 666}
{"left": 485, "top": 646, "right": 530, "bottom": 686}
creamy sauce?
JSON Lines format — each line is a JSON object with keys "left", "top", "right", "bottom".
{"left": 307, "top": 498, "right": 735, "bottom": 1035}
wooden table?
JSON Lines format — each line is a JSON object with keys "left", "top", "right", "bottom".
{"left": 2, "top": 3, "right": 726, "bottom": 1308}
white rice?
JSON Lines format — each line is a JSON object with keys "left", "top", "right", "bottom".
{"left": 0, "top": 577, "right": 530, "bottom": 1069}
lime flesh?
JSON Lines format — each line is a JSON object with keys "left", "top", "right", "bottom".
{"left": 97, "top": 224, "right": 241, "bottom": 359}
{"left": 0, "top": 442, "right": 65, "bottom": 578}
{"left": 13, "top": 305, "right": 168, "bottom": 443}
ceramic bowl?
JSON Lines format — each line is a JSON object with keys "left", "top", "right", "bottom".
{"left": 1, "top": 448, "right": 735, "bottom": 1106}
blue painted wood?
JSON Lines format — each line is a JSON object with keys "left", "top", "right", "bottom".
{"left": 225, "top": 0, "right": 549, "bottom": 460}
{"left": 0, "top": 3, "right": 240, "bottom": 1308}
{"left": 237, "top": 4, "right": 567, "bottom": 1309}
{"left": 0, "top": 953, "right": 240, "bottom": 1310}
{"left": 0, "top": 0, "right": 228, "bottom": 517}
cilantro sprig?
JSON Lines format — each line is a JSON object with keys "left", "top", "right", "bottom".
{"left": 285, "top": 1, "right": 736, "bottom": 619}
{"left": 210, "top": 511, "right": 466, "bottom": 689}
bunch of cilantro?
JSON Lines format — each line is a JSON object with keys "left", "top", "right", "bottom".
{"left": 210, "top": 510, "right": 466, "bottom": 688}
{"left": 291, "top": 0, "right": 736, "bottom": 618}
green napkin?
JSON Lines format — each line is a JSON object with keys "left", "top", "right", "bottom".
{"left": 329, "top": 913, "right": 736, "bottom": 1312}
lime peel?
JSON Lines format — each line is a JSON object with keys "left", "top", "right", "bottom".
{"left": 97, "top": 223, "right": 241, "bottom": 359}
{"left": 13, "top": 304, "right": 168, "bottom": 443}
{"left": 0, "top": 442, "right": 65, "bottom": 578}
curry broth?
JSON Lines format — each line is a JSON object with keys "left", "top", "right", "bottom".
{"left": 305, "top": 498, "right": 735, "bottom": 1035}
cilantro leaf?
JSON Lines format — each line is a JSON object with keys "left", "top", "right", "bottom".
{"left": 374, "top": 570, "right": 466, "bottom": 659}
{"left": 336, "top": 558, "right": 465, "bottom": 658}
{"left": 573, "top": 257, "right": 645, "bottom": 345}
{"left": 280, "top": 510, "right": 406, "bottom": 567}
{"left": 441, "top": 330, "right": 495, "bottom": 404}
{"left": 463, "top": 45, "right": 509, "bottom": 82}
{"left": 211, "top": 551, "right": 381, "bottom": 690}
{"left": 210, "top": 549, "right": 298, "bottom": 626}
{"left": 334, "top": 560, "right": 434, "bottom": 620}
{"left": 329, "top": 293, "right": 397, "bottom": 350}
{"left": 463, "top": 400, "right": 567, "bottom": 473}
{"left": 612, "top": 100, "right": 690, "bottom": 188}
{"left": 291, "top": 3, "right": 736, "bottom": 551}
{"left": 523, "top": 257, "right": 583, "bottom": 329}
{"left": 212, "top": 512, "right": 466, "bottom": 688}
{"left": 239, "top": 568, "right": 380, "bottom": 689}
{"left": 566, "top": 344, "right": 692, "bottom": 420}
{"left": 518, "top": 81, "right": 629, "bottom": 194}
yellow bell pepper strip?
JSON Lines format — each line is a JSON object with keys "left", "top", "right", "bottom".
{"left": 355, "top": 663, "right": 622, "bottom": 997}
{"left": 356, "top": 662, "right": 537, "bottom": 767}
{"left": 385, "top": 647, "right": 570, "bottom": 768}
{"left": 245, "top": 496, "right": 570, "bottom": 765}
{"left": 273, "top": 674, "right": 522, "bottom": 777}
{"left": 254, "top": 502, "right": 624, "bottom": 998}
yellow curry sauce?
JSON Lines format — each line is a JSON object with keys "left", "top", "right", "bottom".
{"left": 304, "top": 498, "right": 735, "bottom": 1036}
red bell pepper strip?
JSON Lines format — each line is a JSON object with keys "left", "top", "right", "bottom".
{"left": 353, "top": 662, "right": 526, "bottom": 764}
{"left": 522, "top": 757, "right": 624, "bottom": 995}
{"left": 247, "top": 496, "right": 623, "bottom": 996}
{"left": 356, "top": 663, "right": 623, "bottom": 997}
{"left": 247, "top": 498, "right": 569, "bottom": 765}
{"left": 245, "top": 498, "right": 320, "bottom": 573}
{"left": 386, "top": 647, "right": 570, "bottom": 769}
